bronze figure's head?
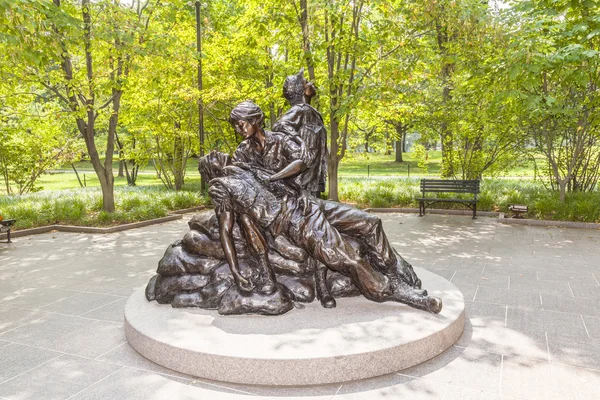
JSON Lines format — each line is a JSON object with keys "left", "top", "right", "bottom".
{"left": 229, "top": 100, "right": 265, "bottom": 140}
{"left": 283, "top": 68, "right": 306, "bottom": 105}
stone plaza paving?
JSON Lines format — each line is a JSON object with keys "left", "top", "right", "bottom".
{"left": 0, "top": 213, "right": 599, "bottom": 399}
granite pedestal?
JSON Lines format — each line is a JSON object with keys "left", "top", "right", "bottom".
{"left": 124, "top": 268, "right": 465, "bottom": 386}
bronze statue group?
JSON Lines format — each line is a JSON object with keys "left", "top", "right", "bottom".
{"left": 146, "top": 69, "right": 443, "bottom": 315}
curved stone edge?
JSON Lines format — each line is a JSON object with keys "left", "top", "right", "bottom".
{"left": 125, "top": 286, "right": 465, "bottom": 386}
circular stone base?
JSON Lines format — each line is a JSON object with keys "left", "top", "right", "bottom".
{"left": 124, "top": 268, "right": 465, "bottom": 386}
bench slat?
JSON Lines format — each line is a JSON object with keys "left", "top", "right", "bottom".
{"left": 421, "top": 183, "right": 479, "bottom": 187}
{"left": 421, "top": 185, "right": 479, "bottom": 190}
{"left": 416, "top": 198, "right": 476, "bottom": 203}
{"left": 423, "top": 188, "right": 478, "bottom": 192}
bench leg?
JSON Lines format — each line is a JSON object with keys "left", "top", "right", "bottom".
{"left": 419, "top": 201, "right": 424, "bottom": 217}
{"left": 472, "top": 204, "right": 477, "bottom": 219}
{"left": 6, "top": 229, "right": 11, "bottom": 244}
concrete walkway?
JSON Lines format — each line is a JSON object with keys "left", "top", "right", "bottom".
{"left": 0, "top": 214, "right": 599, "bottom": 400}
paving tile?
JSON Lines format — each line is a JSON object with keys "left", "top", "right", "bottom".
{"left": 484, "top": 264, "right": 538, "bottom": 276}
{"left": 67, "top": 367, "right": 191, "bottom": 400}
{"left": 51, "top": 321, "right": 127, "bottom": 359}
{"left": 506, "top": 307, "right": 588, "bottom": 340}
{"left": 537, "top": 270, "right": 598, "bottom": 286}
{"left": 475, "top": 287, "right": 541, "bottom": 309}
{"left": 431, "top": 261, "right": 481, "bottom": 273}
{"left": 96, "top": 343, "right": 192, "bottom": 379}
{"left": 442, "top": 385, "right": 519, "bottom": 400}
{"left": 509, "top": 275, "right": 572, "bottom": 296}
{"left": 334, "top": 374, "right": 446, "bottom": 399}
{"left": 581, "top": 249, "right": 600, "bottom": 260}
{"left": 106, "top": 285, "right": 139, "bottom": 297}
{"left": 0, "top": 287, "right": 79, "bottom": 309}
{"left": 501, "top": 355, "right": 600, "bottom": 400}
{"left": 541, "top": 293, "right": 600, "bottom": 317}
{"left": 40, "top": 292, "right": 123, "bottom": 316}
{"left": 451, "top": 270, "right": 509, "bottom": 289}
{"left": 0, "top": 354, "right": 120, "bottom": 400}
{"left": 547, "top": 336, "right": 600, "bottom": 370}
{"left": 69, "top": 367, "right": 302, "bottom": 400}
{"left": 453, "top": 283, "right": 478, "bottom": 301}
{"left": 458, "top": 319, "right": 548, "bottom": 360}
{"left": 425, "top": 268, "right": 456, "bottom": 281}
{"left": 61, "top": 276, "right": 145, "bottom": 295}
{"left": 0, "top": 313, "right": 94, "bottom": 348}
{"left": 560, "top": 262, "right": 599, "bottom": 273}
{"left": 401, "top": 346, "right": 502, "bottom": 393}
{"left": 464, "top": 301, "right": 506, "bottom": 326}
{"left": 194, "top": 376, "right": 339, "bottom": 397}
{"left": 583, "top": 315, "right": 600, "bottom": 339}
{"left": 0, "top": 344, "right": 60, "bottom": 383}
{"left": 568, "top": 282, "right": 600, "bottom": 301}
{"left": 0, "top": 307, "right": 45, "bottom": 334}
{"left": 79, "top": 297, "right": 127, "bottom": 322}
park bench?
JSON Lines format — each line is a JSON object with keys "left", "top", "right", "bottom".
{"left": 417, "top": 179, "right": 480, "bottom": 219}
{"left": 0, "top": 217, "right": 16, "bottom": 243}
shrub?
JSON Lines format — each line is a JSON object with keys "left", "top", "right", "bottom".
{"left": 0, "top": 186, "right": 207, "bottom": 230}
{"left": 338, "top": 177, "right": 600, "bottom": 222}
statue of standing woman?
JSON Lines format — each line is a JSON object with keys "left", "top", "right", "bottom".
{"left": 273, "top": 68, "right": 327, "bottom": 197}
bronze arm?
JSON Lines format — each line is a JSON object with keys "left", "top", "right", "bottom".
{"left": 268, "top": 160, "right": 307, "bottom": 182}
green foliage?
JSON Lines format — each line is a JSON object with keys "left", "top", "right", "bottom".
{"left": 2, "top": 0, "right": 600, "bottom": 216}
{"left": 338, "top": 177, "right": 600, "bottom": 222}
{"left": 0, "top": 186, "right": 206, "bottom": 229}
{"left": 411, "top": 144, "right": 429, "bottom": 174}
{"left": 0, "top": 78, "right": 79, "bottom": 194}
{"left": 502, "top": 0, "right": 600, "bottom": 200}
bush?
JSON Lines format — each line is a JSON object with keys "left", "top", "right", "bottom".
{"left": 3, "top": 177, "right": 600, "bottom": 230}
{"left": 0, "top": 186, "right": 207, "bottom": 230}
{"left": 338, "top": 177, "right": 600, "bottom": 222}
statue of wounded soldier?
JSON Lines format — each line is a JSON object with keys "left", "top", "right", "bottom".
{"left": 145, "top": 150, "right": 442, "bottom": 316}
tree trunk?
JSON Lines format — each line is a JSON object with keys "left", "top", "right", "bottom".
{"left": 265, "top": 56, "right": 276, "bottom": 127}
{"left": 436, "top": 18, "right": 455, "bottom": 178}
{"left": 173, "top": 123, "right": 185, "bottom": 191}
{"left": 558, "top": 180, "right": 567, "bottom": 203}
{"left": 328, "top": 115, "right": 340, "bottom": 201}
{"left": 299, "top": 0, "right": 316, "bottom": 83}
{"left": 100, "top": 174, "right": 115, "bottom": 212}
{"left": 328, "top": 152, "right": 339, "bottom": 202}
{"left": 395, "top": 140, "right": 403, "bottom": 163}
{"left": 195, "top": 1, "right": 206, "bottom": 193}
{"left": 384, "top": 131, "right": 391, "bottom": 155}
{"left": 71, "top": 163, "right": 84, "bottom": 187}
{"left": 1, "top": 155, "right": 11, "bottom": 194}
{"left": 118, "top": 159, "right": 124, "bottom": 177}
{"left": 390, "top": 122, "right": 407, "bottom": 163}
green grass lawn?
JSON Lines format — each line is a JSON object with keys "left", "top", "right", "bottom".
{"left": 36, "top": 170, "right": 201, "bottom": 191}
{"left": 338, "top": 152, "right": 442, "bottom": 177}
{"left": 3, "top": 151, "right": 596, "bottom": 228}
{"left": 338, "top": 151, "right": 539, "bottom": 178}
{"left": 12, "top": 150, "right": 535, "bottom": 195}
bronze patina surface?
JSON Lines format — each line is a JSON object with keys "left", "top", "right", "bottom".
{"left": 146, "top": 76, "right": 442, "bottom": 315}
